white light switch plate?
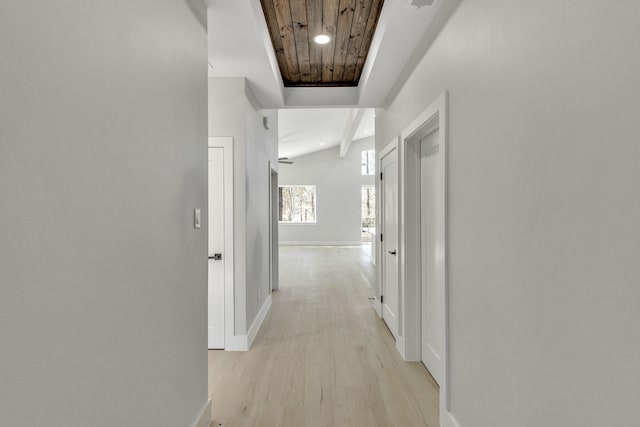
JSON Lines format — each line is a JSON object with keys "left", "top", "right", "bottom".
{"left": 194, "top": 209, "right": 201, "bottom": 229}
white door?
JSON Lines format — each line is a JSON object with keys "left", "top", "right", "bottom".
{"left": 208, "top": 147, "right": 225, "bottom": 349}
{"left": 381, "top": 148, "right": 399, "bottom": 339}
{"left": 420, "top": 129, "right": 445, "bottom": 384}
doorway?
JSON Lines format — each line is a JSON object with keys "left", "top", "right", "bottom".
{"left": 208, "top": 137, "right": 234, "bottom": 350}
{"left": 399, "top": 92, "right": 452, "bottom": 426}
{"left": 420, "top": 128, "right": 445, "bottom": 386}
{"left": 379, "top": 142, "right": 399, "bottom": 339}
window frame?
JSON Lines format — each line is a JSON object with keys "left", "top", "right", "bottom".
{"left": 361, "top": 149, "right": 376, "bottom": 175}
{"left": 277, "top": 184, "right": 318, "bottom": 224}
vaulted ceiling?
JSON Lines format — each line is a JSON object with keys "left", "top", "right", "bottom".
{"left": 259, "top": 0, "right": 385, "bottom": 87}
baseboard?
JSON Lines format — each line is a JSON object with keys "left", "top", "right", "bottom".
{"left": 224, "top": 295, "right": 272, "bottom": 351}
{"left": 442, "top": 411, "right": 461, "bottom": 427}
{"left": 279, "top": 241, "right": 363, "bottom": 246}
{"left": 224, "top": 334, "right": 249, "bottom": 352}
{"left": 192, "top": 399, "right": 212, "bottom": 427}
{"left": 373, "top": 298, "right": 382, "bottom": 317}
{"left": 396, "top": 335, "right": 406, "bottom": 360}
{"left": 247, "top": 294, "right": 272, "bottom": 349}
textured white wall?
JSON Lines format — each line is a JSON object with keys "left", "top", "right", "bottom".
{"left": 208, "top": 78, "right": 278, "bottom": 334}
{"left": 209, "top": 77, "right": 248, "bottom": 333}
{"left": 0, "top": 1, "right": 208, "bottom": 426}
{"left": 377, "top": 1, "right": 640, "bottom": 426}
{"left": 279, "top": 138, "right": 375, "bottom": 244}
{"left": 244, "top": 92, "right": 278, "bottom": 329}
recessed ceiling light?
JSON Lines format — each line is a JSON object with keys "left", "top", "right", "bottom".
{"left": 313, "top": 34, "right": 331, "bottom": 45}
{"left": 320, "top": 142, "right": 325, "bottom": 146}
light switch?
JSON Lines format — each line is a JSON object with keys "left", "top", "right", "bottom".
{"left": 194, "top": 209, "right": 201, "bottom": 229}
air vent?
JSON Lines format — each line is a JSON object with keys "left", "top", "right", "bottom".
{"left": 407, "top": 0, "right": 435, "bottom": 8}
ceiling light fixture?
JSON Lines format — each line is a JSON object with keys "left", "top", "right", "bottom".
{"left": 313, "top": 34, "right": 331, "bottom": 45}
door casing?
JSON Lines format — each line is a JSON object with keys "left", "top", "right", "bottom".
{"left": 269, "top": 162, "right": 279, "bottom": 292}
{"left": 398, "top": 92, "right": 453, "bottom": 427}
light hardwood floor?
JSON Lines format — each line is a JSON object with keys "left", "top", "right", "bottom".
{"left": 208, "top": 246, "right": 439, "bottom": 427}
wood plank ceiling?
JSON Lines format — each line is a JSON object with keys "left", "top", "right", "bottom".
{"left": 260, "top": 0, "right": 385, "bottom": 87}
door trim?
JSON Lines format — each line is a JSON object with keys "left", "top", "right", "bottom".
{"left": 268, "top": 161, "right": 278, "bottom": 292}
{"left": 398, "top": 92, "right": 451, "bottom": 426}
{"left": 208, "top": 137, "right": 235, "bottom": 350}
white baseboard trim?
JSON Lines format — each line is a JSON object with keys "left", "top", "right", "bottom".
{"left": 373, "top": 298, "right": 382, "bottom": 317}
{"left": 247, "top": 294, "right": 272, "bottom": 349}
{"left": 224, "top": 334, "right": 249, "bottom": 352}
{"left": 279, "top": 241, "right": 363, "bottom": 246}
{"left": 225, "top": 294, "right": 272, "bottom": 351}
{"left": 192, "top": 399, "right": 211, "bottom": 427}
{"left": 396, "top": 335, "right": 406, "bottom": 360}
{"left": 442, "top": 411, "right": 461, "bottom": 427}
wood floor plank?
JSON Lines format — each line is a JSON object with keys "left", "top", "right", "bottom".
{"left": 209, "top": 246, "right": 439, "bottom": 426}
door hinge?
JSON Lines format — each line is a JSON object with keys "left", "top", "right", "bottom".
{"left": 380, "top": 233, "right": 383, "bottom": 242}
{"left": 380, "top": 172, "right": 383, "bottom": 180}
{"left": 380, "top": 295, "right": 384, "bottom": 304}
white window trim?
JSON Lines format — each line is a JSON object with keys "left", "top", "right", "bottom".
{"left": 278, "top": 184, "right": 317, "bottom": 224}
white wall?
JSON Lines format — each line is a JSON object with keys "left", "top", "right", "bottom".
{"left": 208, "top": 77, "right": 278, "bottom": 335}
{"left": 376, "top": 1, "right": 640, "bottom": 426}
{"left": 279, "top": 138, "right": 375, "bottom": 245}
{"left": 244, "top": 91, "right": 279, "bottom": 329}
{"left": 209, "top": 77, "right": 248, "bottom": 334}
{"left": 0, "top": 1, "right": 209, "bottom": 426}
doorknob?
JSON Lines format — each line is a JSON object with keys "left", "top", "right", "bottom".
{"left": 388, "top": 250, "right": 397, "bottom": 255}
{"left": 208, "top": 253, "right": 222, "bottom": 260}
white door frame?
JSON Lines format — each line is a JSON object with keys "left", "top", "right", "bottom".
{"left": 375, "top": 139, "right": 401, "bottom": 324}
{"left": 398, "top": 92, "right": 456, "bottom": 427}
{"left": 208, "top": 137, "right": 235, "bottom": 350}
{"left": 268, "top": 161, "right": 279, "bottom": 292}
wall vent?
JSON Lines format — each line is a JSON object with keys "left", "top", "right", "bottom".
{"left": 407, "top": 0, "right": 435, "bottom": 8}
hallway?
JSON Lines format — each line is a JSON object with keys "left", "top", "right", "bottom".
{"left": 208, "top": 246, "right": 439, "bottom": 426}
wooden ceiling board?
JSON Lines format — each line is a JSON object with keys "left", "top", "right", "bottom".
{"left": 261, "top": 0, "right": 291, "bottom": 82}
{"left": 332, "top": 0, "right": 356, "bottom": 82}
{"left": 343, "top": 0, "right": 374, "bottom": 82}
{"left": 261, "top": 0, "right": 385, "bottom": 87}
{"left": 272, "top": 0, "right": 300, "bottom": 83}
{"left": 306, "top": 0, "right": 323, "bottom": 82}
{"left": 354, "top": 0, "right": 384, "bottom": 82}
{"left": 321, "top": 0, "right": 340, "bottom": 82}
{"left": 290, "top": 0, "right": 311, "bottom": 82}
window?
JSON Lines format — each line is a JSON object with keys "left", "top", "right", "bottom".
{"left": 361, "top": 185, "right": 376, "bottom": 229}
{"left": 361, "top": 149, "right": 375, "bottom": 175}
{"left": 278, "top": 185, "right": 317, "bottom": 223}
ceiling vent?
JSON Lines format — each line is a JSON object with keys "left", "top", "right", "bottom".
{"left": 407, "top": 0, "right": 435, "bottom": 8}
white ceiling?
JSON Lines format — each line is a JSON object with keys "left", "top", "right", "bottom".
{"left": 206, "top": 0, "right": 456, "bottom": 157}
{"left": 278, "top": 108, "right": 375, "bottom": 159}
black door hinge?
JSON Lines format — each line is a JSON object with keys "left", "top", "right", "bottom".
{"left": 380, "top": 233, "right": 383, "bottom": 242}
{"left": 380, "top": 295, "right": 384, "bottom": 304}
{"left": 380, "top": 172, "right": 383, "bottom": 180}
